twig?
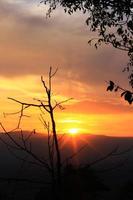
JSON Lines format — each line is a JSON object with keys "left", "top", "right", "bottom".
{"left": 62, "top": 144, "right": 88, "bottom": 165}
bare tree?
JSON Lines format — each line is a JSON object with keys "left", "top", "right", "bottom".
{"left": 0, "top": 67, "right": 133, "bottom": 199}
{"left": 0, "top": 67, "right": 72, "bottom": 197}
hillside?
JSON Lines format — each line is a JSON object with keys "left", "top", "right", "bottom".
{"left": 0, "top": 133, "right": 133, "bottom": 199}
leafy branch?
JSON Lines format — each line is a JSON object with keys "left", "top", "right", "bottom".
{"left": 106, "top": 80, "right": 133, "bottom": 104}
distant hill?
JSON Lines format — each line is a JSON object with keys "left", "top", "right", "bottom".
{"left": 0, "top": 132, "right": 133, "bottom": 199}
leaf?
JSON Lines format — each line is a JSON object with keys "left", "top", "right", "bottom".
{"left": 95, "top": 44, "right": 98, "bottom": 49}
{"left": 121, "top": 91, "right": 126, "bottom": 97}
{"left": 114, "top": 86, "right": 119, "bottom": 92}
{"left": 117, "top": 27, "right": 123, "bottom": 35}
{"left": 109, "top": 81, "right": 114, "bottom": 85}
{"left": 122, "top": 91, "right": 133, "bottom": 104}
{"left": 124, "top": 91, "right": 131, "bottom": 99}
{"left": 127, "top": 21, "right": 133, "bottom": 31}
{"left": 86, "top": 18, "right": 89, "bottom": 25}
{"left": 128, "top": 99, "right": 133, "bottom": 104}
{"left": 88, "top": 40, "right": 92, "bottom": 45}
{"left": 106, "top": 81, "right": 115, "bottom": 91}
{"left": 124, "top": 91, "right": 132, "bottom": 101}
{"left": 106, "top": 85, "right": 113, "bottom": 91}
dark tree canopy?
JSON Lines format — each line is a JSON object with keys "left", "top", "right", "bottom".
{"left": 41, "top": 0, "right": 133, "bottom": 103}
{"left": 42, "top": 0, "right": 133, "bottom": 59}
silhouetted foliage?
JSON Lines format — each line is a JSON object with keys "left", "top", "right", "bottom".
{"left": 0, "top": 68, "right": 71, "bottom": 198}
{"left": 106, "top": 81, "right": 133, "bottom": 104}
{"left": 41, "top": 0, "right": 133, "bottom": 81}
{"left": 106, "top": 81, "right": 115, "bottom": 92}
{"left": 1, "top": 68, "right": 133, "bottom": 199}
{"left": 41, "top": 0, "right": 133, "bottom": 103}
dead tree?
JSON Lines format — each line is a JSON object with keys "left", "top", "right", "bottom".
{"left": 0, "top": 67, "right": 71, "bottom": 194}
{"left": 0, "top": 67, "right": 133, "bottom": 199}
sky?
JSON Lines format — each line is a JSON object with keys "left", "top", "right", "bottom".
{"left": 0, "top": 0, "right": 133, "bottom": 136}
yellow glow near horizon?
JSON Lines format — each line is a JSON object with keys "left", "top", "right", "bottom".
{"left": 68, "top": 128, "right": 79, "bottom": 135}
{"left": 1, "top": 76, "right": 133, "bottom": 137}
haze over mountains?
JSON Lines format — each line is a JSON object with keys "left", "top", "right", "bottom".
{"left": 0, "top": 133, "right": 133, "bottom": 199}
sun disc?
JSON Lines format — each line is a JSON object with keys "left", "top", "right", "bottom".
{"left": 68, "top": 128, "right": 79, "bottom": 135}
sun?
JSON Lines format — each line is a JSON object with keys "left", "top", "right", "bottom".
{"left": 68, "top": 128, "right": 79, "bottom": 135}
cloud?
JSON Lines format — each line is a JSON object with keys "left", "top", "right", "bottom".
{"left": 0, "top": 0, "right": 129, "bottom": 91}
{"left": 65, "top": 99, "right": 133, "bottom": 114}
{"left": 0, "top": 0, "right": 51, "bottom": 27}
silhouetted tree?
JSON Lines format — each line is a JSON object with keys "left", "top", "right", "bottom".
{"left": 0, "top": 67, "right": 72, "bottom": 199}
{"left": 41, "top": 1, "right": 133, "bottom": 71}
{"left": 106, "top": 80, "right": 133, "bottom": 104}
{"left": 41, "top": 0, "right": 133, "bottom": 103}
{"left": 0, "top": 67, "right": 132, "bottom": 199}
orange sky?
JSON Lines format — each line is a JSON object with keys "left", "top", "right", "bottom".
{"left": 0, "top": 0, "right": 133, "bottom": 137}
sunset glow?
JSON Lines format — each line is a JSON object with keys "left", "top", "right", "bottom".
{"left": 68, "top": 128, "right": 79, "bottom": 135}
{"left": 0, "top": 0, "right": 133, "bottom": 137}
{"left": 0, "top": 1, "right": 133, "bottom": 199}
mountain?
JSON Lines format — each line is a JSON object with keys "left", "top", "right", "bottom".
{"left": 0, "top": 132, "right": 133, "bottom": 199}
